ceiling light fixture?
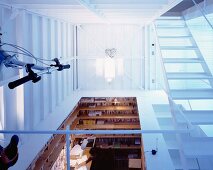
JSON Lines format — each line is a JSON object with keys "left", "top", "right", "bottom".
{"left": 96, "top": 48, "right": 123, "bottom": 83}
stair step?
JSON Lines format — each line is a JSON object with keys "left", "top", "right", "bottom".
{"left": 183, "top": 139, "right": 213, "bottom": 158}
{"left": 177, "top": 110, "right": 213, "bottom": 125}
{"left": 161, "top": 46, "right": 197, "bottom": 50}
{"left": 159, "top": 35, "right": 191, "bottom": 39}
{"left": 170, "top": 89, "right": 213, "bottom": 100}
{"left": 167, "top": 73, "right": 213, "bottom": 80}
{"left": 163, "top": 58, "right": 203, "bottom": 63}
{"left": 157, "top": 26, "right": 186, "bottom": 29}
{"left": 157, "top": 16, "right": 183, "bottom": 21}
{"left": 196, "top": 158, "right": 213, "bottom": 170}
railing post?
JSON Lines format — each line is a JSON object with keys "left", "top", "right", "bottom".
{"left": 66, "top": 126, "right": 70, "bottom": 170}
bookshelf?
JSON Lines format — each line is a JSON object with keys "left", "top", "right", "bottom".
{"left": 72, "top": 97, "right": 144, "bottom": 170}
{"left": 28, "top": 97, "right": 145, "bottom": 170}
{"left": 78, "top": 97, "right": 138, "bottom": 108}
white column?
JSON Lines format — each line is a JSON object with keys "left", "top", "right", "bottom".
{"left": 144, "top": 25, "right": 150, "bottom": 90}
{"left": 141, "top": 27, "right": 145, "bottom": 89}
{"left": 47, "top": 18, "right": 53, "bottom": 114}
{"left": 55, "top": 20, "right": 60, "bottom": 106}
{"left": 58, "top": 21, "right": 63, "bottom": 104}
{"left": 69, "top": 24, "right": 74, "bottom": 94}
{"left": 66, "top": 23, "right": 70, "bottom": 96}
{"left": 150, "top": 26, "right": 157, "bottom": 90}
{"left": 73, "top": 25, "right": 78, "bottom": 90}
{"left": 40, "top": 17, "right": 49, "bottom": 120}
{"left": 61, "top": 22, "right": 66, "bottom": 100}
{"left": 23, "top": 13, "right": 34, "bottom": 130}
{"left": 31, "top": 15, "right": 42, "bottom": 127}
{"left": 15, "top": 11, "right": 26, "bottom": 130}
{"left": 50, "top": 19, "right": 57, "bottom": 110}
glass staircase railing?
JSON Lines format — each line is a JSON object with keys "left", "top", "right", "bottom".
{"left": 155, "top": 13, "right": 213, "bottom": 170}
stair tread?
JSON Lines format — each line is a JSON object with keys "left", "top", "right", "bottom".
{"left": 161, "top": 46, "right": 197, "bottom": 50}
{"left": 183, "top": 140, "right": 213, "bottom": 157}
{"left": 159, "top": 35, "right": 191, "bottom": 38}
{"left": 183, "top": 110, "right": 213, "bottom": 114}
{"left": 170, "top": 89, "right": 213, "bottom": 99}
{"left": 177, "top": 110, "right": 213, "bottom": 125}
{"left": 157, "top": 18, "right": 183, "bottom": 21}
{"left": 157, "top": 26, "right": 186, "bottom": 29}
{"left": 167, "top": 72, "right": 213, "bottom": 79}
{"left": 163, "top": 58, "right": 203, "bottom": 63}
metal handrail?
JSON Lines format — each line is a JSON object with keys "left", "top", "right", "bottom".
{"left": 0, "top": 129, "right": 193, "bottom": 135}
{"left": 0, "top": 129, "right": 194, "bottom": 170}
{"left": 0, "top": 129, "right": 193, "bottom": 169}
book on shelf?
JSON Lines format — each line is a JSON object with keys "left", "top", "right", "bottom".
{"left": 88, "top": 111, "right": 102, "bottom": 117}
{"left": 96, "top": 120, "right": 105, "bottom": 125}
{"left": 134, "top": 138, "right": 141, "bottom": 145}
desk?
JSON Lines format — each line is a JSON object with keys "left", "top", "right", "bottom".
{"left": 128, "top": 158, "right": 141, "bottom": 169}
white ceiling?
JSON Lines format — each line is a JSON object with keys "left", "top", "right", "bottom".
{"left": 5, "top": 0, "right": 183, "bottom": 24}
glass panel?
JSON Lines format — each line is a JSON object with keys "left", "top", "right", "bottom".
{"left": 157, "top": 28, "right": 189, "bottom": 36}
{"left": 159, "top": 38, "right": 192, "bottom": 46}
{"left": 165, "top": 63, "right": 204, "bottom": 72}
{"left": 184, "top": 0, "right": 213, "bottom": 75}
{"left": 162, "top": 50, "right": 197, "bottom": 58}
{"left": 173, "top": 100, "right": 192, "bottom": 110}
{"left": 199, "top": 125, "right": 213, "bottom": 137}
{"left": 189, "top": 99, "right": 213, "bottom": 110}
{"left": 155, "top": 18, "right": 185, "bottom": 27}
{"left": 186, "top": 17, "right": 213, "bottom": 74}
{"left": 169, "top": 79, "right": 211, "bottom": 89}
{"left": 174, "top": 99, "right": 213, "bottom": 110}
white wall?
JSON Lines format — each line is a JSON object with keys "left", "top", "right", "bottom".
{"left": 0, "top": 4, "right": 164, "bottom": 169}
{"left": 0, "top": 5, "right": 76, "bottom": 169}
{"left": 77, "top": 24, "right": 145, "bottom": 90}
{"left": 0, "top": 5, "right": 75, "bottom": 129}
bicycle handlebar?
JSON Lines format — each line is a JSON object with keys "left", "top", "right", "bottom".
{"left": 8, "top": 75, "right": 32, "bottom": 89}
{"left": 61, "top": 64, "right": 70, "bottom": 69}
{"left": 56, "top": 64, "right": 70, "bottom": 71}
{"left": 8, "top": 64, "right": 70, "bottom": 89}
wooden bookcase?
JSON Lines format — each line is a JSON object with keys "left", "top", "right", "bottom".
{"left": 27, "top": 97, "right": 146, "bottom": 170}
{"left": 71, "top": 97, "right": 145, "bottom": 170}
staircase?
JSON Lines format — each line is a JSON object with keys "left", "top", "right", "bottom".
{"left": 155, "top": 16, "right": 213, "bottom": 170}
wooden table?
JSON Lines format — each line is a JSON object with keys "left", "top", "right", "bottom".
{"left": 128, "top": 158, "right": 141, "bottom": 169}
